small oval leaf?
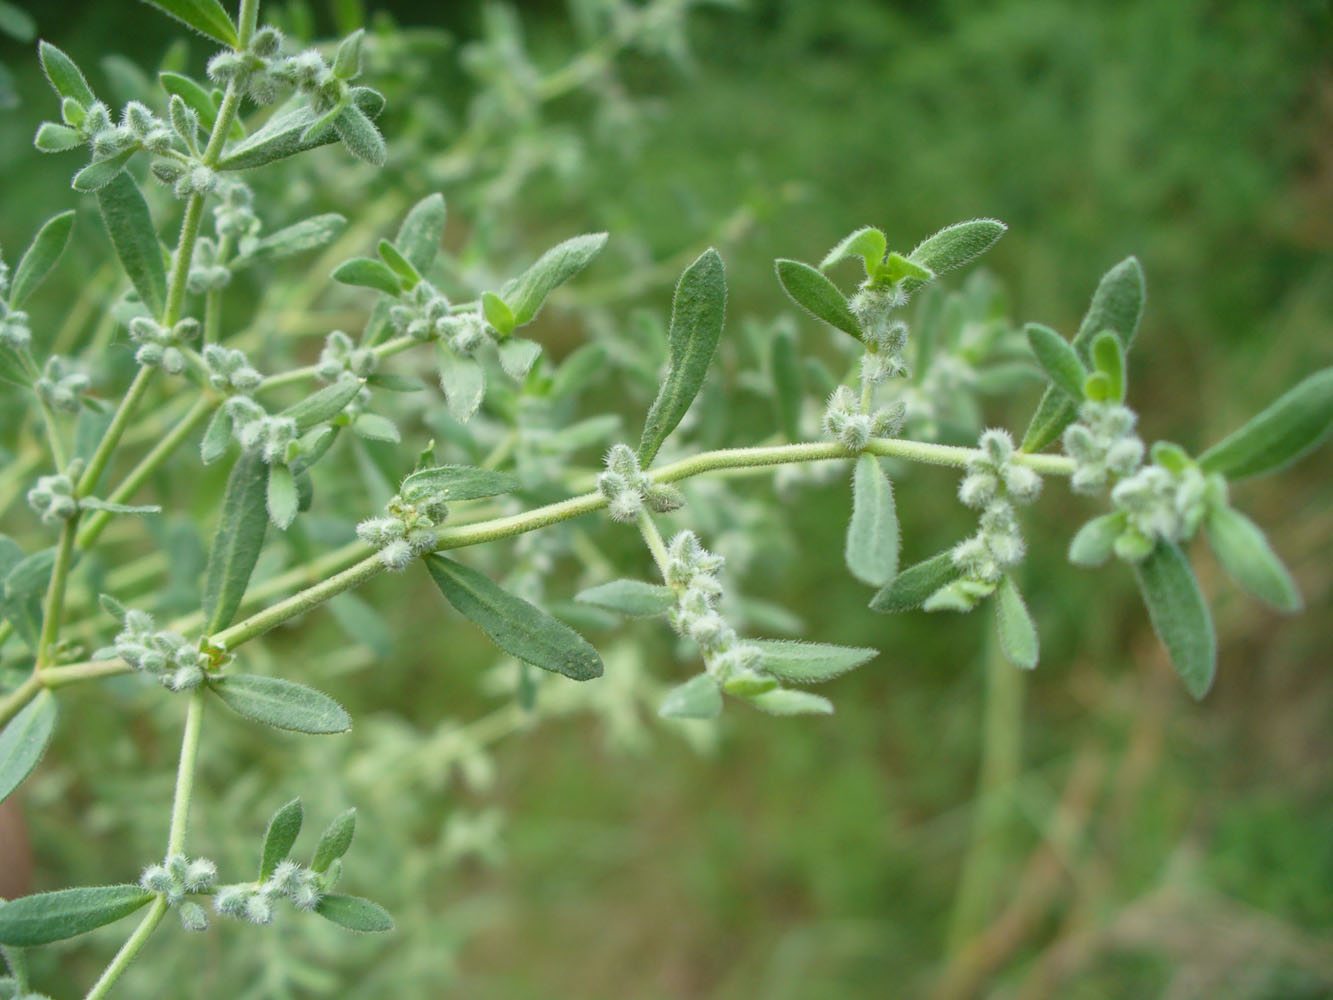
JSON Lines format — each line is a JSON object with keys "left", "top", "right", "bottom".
{"left": 259, "top": 798, "right": 303, "bottom": 881}
{"left": 501, "top": 233, "right": 608, "bottom": 327}
{"left": 202, "top": 452, "right": 269, "bottom": 633}
{"left": 9, "top": 210, "right": 75, "bottom": 308}
{"left": 994, "top": 575, "right": 1039, "bottom": 670}
{"left": 1134, "top": 541, "right": 1216, "bottom": 700}
{"left": 311, "top": 809, "right": 356, "bottom": 874}
{"left": 658, "top": 674, "right": 722, "bottom": 719}
{"left": 868, "top": 549, "right": 959, "bottom": 613}
{"left": 1025, "top": 322, "right": 1086, "bottom": 401}
{"left": 1198, "top": 368, "right": 1333, "bottom": 480}
{"left": 400, "top": 465, "right": 519, "bottom": 502}
{"left": 1205, "top": 506, "right": 1302, "bottom": 613}
{"left": 774, "top": 258, "right": 862, "bottom": 342}
{"left": 0, "top": 689, "right": 57, "bottom": 804}
{"left": 209, "top": 674, "right": 352, "bottom": 734}
{"left": 752, "top": 639, "right": 876, "bottom": 684}
{"left": 314, "top": 894, "right": 394, "bottom": 933}
{"left": 846, "top": 454, "right": 899, "bottom": 587}
{"left": 745, "top": 688, "right": 833, "bottom": 717}
{"left": 575, "top": 579, "right": 676, "bottom": 618}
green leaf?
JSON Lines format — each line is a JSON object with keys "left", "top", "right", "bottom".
{"left": 1025, "top": 322, "right": 1086, "bottom": 401}
{"left": 400, "top": 465, "right": 519, "bottom": 502}
{"left": 311, "top": 809, "right": 357, "bottom": 873}
{"left": 159, "top": 71, "right": 222, "bottom": 133}
{"left": 482, "top": 291, "right": 516, "bottom": 337}
{"left": 1134, "top": 541, "right": 1216, "bottom": 699}
{"left": 1091, "top": 330, "right": 1125, "bottom": 401}
{"left": 351, "top": 412, "right": 399, "bottom": 443}
{"left": 0, "top": 690, "right": 57, "bottom": 805}
{"left": 365, "top": 373, "right": 422, "bottom": 393}
{"left": 752, "top": 639, "right": 876, "bottom": 684}
{"left": 770, "top": 328, "right": 804, "bottom": 441}
{"left": 34, "top": 121, "right": 84, "bottom": 152}
{"left": 139, "top": 0, "right": 239, "bottom": 47}
{"left": 332, "top": 28, "right": 365, "bottom": 80}
{"left": 1022, "top": 256, "right": 1144, "bottom": 452}
{"left": 638, "top": 248, "right": 728, "bottom": 464}
{"left": 281, "top": 378, "right": 364, "bottom": 431}
{"left": 9, "top": 210, "right": 75, "bottom": 308}
{"left": 395, "top": 193, "right": 445, "bottom": 273}
{"left": 1068, "top": 511, "right": 1127, "bottom": 568}
{"left": 867, "top": 549, "right": 959, "bottom": 613}
{"left": 1, "top": 545, "right": 50, "bottom": 648}
{"left": 259, "top": 798, "right": 303, "bottom": 881}
{"left": 333, "top": 101, "right": 386, "bottom": 165}
{"left": 0, "top": 2, "right": 35, "bottom": 42}
{"left": 436, "top": 348, "right": 485, "bottom": 422}
{"left": 200, "top": 405, "right": 232, "bottom": 463}
{"left": 240, "top": 214, "right": 347, "bottom": 263}
{"left": 819, "top": 226, "right": 886, "bottom": 276}
{"left": 39, "top": 41, "right": 95, "bottom": 106}
{"left": 201, "top": 452, "right": 269, "bottom": 633}
{"left": 332, "top": 256, "right": 401, "bottom": 297}
{"left": 774, "top": 258, "right": 862, "bottom": 343}
{"left": 210, "top": 674, "right": 352, "bottom": 734}
{"left": 845, "top": 454, "right": 899, "bottom": 587}
{"left": 1198, "top": 368, "right": 1333, "bottom": 480}
{"left": 501, "top": 233, "right": 608, "bottom": 327}
{"left": 314, "top": 894, "right": 394, "bottom": 933}
{"left": 496, "top": 337, "right": 541, "bottom": 381}
{"left": 994, "top": 575, "right": 1039, "bottom": 669}
{"left": 424, "top": 555, "right": 603, "bottom": 681}
{"left": 745, "top": 689, "right": 833, "bottom": 716}
{"left": 72, "top": 149, "right": 136, "bottom": 192}
{"left": 96, "top": 171, "right": 166, "bottom": 318}
{"left": 0, "top": 341, "right": 34, "bottom": 387}
{"left": 903, "top": 218, "right": 1006, "bottom": 292}
{"left": 376, "top": 239, "right": 420, "bottom": 291}
{"left": 0, "top": 885, "right": 152, "bottom": 947}
{"left": 217, "top": 87, "right": 385, "bottom": 170}
{"left": 658, "top": 674, "right": 722, "bottom": 719}
{"left": 575, "top": 579, "right": 675, "bottom": 618}
{"left": 266, "top": 463, "right": 298, "bottom": 529}
{"left": 1205, "top": 505, "right": 1302, "bottom": 612}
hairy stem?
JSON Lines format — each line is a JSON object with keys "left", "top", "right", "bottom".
{"left": 82, "top": 897, "right": 169, "bottom": 1000}
{"left": 34, "top": 518, "right": 78, "bottom": 669}
{"left": 167, "top": 689, "right": 206, "bottom": 855}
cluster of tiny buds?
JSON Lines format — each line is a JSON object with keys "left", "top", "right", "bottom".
{"left": 822, "top": 386, "right": 905, "bottom": 451}
{"left": 140, "top": 854, "right": 218, "bottom": 931}
{"left": 596, "top": 444, "right": 685, "bottom": 522}
{"left": 149, "top": 159, "right": 218, "bottom": 200}
{"left": 205, "top": 27, "right": 288, "bottom": 106}
{"left": 187, "top": 237, "right": 231, "bottom": 294}
{"left": 958, "top": 429, "right": 1041, "bottom": 508}
{"left": 215, "top": 861, "right": 327, "bottom": 926}
{"left": 213, "top": 180, "right": 260, "bottom": 241}
{"left": 317, "top": 330, "right": 379, "bottom": 382}
{"left": 26, "top": 473, "right": 77, "bottom": 524}
{"left": 664, "top": 531, "right": 768, "bottom": 687}
{"left": 224, "top": 398, "right": 298, "bottom": 464}
{"left": 357, "top": 494, "right": 448, "bottom": 570}
{"left": 203, "top": 344, "right": 262, "bottom": 395}
{"left": 0, "top": 303, "right": 31, "bottom": 349}
{"left": 1063, "top": 400, "right": 1145, "bottom": 494}
{"left": 389, "top": 283, "right": 500, "bottom": 356}
{"left": 34, "top": 355, "right": 89, "bottom": 413}
{"left": 98, "top": 608, "right": 219, "bottom": 691}
{"left": 128, "top": 316, "right": 200, "bottom": 374}
{"left": 1108, "top": 455, "right": 1218, "bottom": 561}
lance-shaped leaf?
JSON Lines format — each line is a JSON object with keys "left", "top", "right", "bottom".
{"left": 395, "top": 193, "right": 445, "bottom": 273}
{"left": 500, "top": 233, "right": 608, "bottom": 327}
{"left": 752, "top": 639, "right": 876, "bottom": 684}
{"left": 258, "top": 798, "right": 303, "bottom": 880}
{"left": 140, "top": 0, "right": 239, "bottom": 47}
{"left": 868, "top": 549, "right": 960, "bottom": 613}
{"left": 575, "top": 579, "right": 675, "bottom": 618}
{"left": 902, "top": 218, "right": 1006, "bottom": 293}
{"left": 159, "top": 71, "right": 223, "bottom": 133}
{"left": 38, "top": 41, "right": 95, "bottom": 106}
{"left": 1198, "top": 368, "right": 1333, "bottom": 480}
{"left": 202, "top": 452, "right": 269, "bottom": 633}
{"left": 266, "top": 463, "right": 298, "bottom": 529}
{"left": 210, "top": 674, "right": 351, "bottom": 734}
{"left": 72, "top": 148, "right": 136, "bottom": 192}
{"left": 332, "top": 256, "right": 400, "bottom": 297}
{"left": 424, "top": 555, "right": 603, "bottom": 680}
{"left": 97, "top": 171, "right": 166, "bottom": 317}
{"left": 1134, "top": 541, "right": 1216, "bottom": 699}
{"left": 1205, "top": 505, "right": 1302, "bottom": 612}
{"left": 35, "top": 121, "right": 84, "bottom": 152}
{"left": 774, "top": 258, "right": 862, "bottom": 342}
{"left": 1026, "top": 322, "right": 1086, "bottom": 401}
{"left": 1068, "top": 511, "right": 1127, "bottom": 568}
{"left": 8, "top": 210, "right": 74, "bottom": 308}
{"left": 314, "top": 894, "right": 394, "bottom": 932}
{"left": 400, "top": 465, "right": 519, "bottom": 502}
{"left": 658, "top": 674, "right": 722, "bottom": 719}
{"left": 845, "top": 454, "right": 899, "bottom": 587}
{"left": 994, "top": 575, "right": 1039, "bottom": 669}
{"left": 638, "top": 248, "right": 727, "bottom": 464}
{"left": 1022, "top": 256, "right": 1144, "bottom": 452}
{"left": 745, "top": 688, "right": 833, "bottom": 716}
{"left": 239, "top": 214, "right": 346, "bottom": 263}
{"left": 0, "top": 690, "right": 57, "bottom": 804}
{"left": 280, "top": 378, "right": 364, "bottom": 432}
{"left": 311, "top": 809, "right": 357, "bottom": 873}
{"left": 217, "top": 88, "right": 385, "bottom": 171}
{"left": 1, "top": 340, "right": 34, "bottom": 387}
{"left": 333, "top": 102, "right": 386, "bottom": 166}
{"left": 497, "top": 337, "right": 540, "bottom": 380}
{"left": 1091, "top": 330, "right": 1126, "bottom": 402}
{"left": 437, "top": 348, "right": 485, "bottom": 422}
{"left": 0, "top": 885, "right": 153, "bottom": 947}
{"left": 482, "top": 291, "right": 515, "bottom": 337}
{"left": 770, "top": 328, "right": 804, "bottom": 441}
{"left": 820, "top": 226, "right": 887, "bottom": 276}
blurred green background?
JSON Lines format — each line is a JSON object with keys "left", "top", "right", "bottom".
{"left": 1, "top": 0, "right": 1331, "bottom": 997}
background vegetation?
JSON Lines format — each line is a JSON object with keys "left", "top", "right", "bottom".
{"left": 1, "top": 0, "right": 1330, "bottom": 996}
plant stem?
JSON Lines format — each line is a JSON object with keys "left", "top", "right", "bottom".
{"left": 167, "top": 689, "right": 206, "bottom": 854}
{"left": 76, "top": 367, "right": 155, "bottom": 498}
{"left": 637, "top": 510, "right": 670, "bottom": 577}
{"left": 82, "top": 897, "right": 168, "bottom": 1000}
{"left": 0, "top": 673, "right": 43, "bottom": 731}
{"left": 34, "top": 518, "right": 78, "bottom": 669}
{"left": 36, "top": 397, "right": 69, "bottom": 471}
{"left": 40, "top": 659, "right": 133, "bottom": 689}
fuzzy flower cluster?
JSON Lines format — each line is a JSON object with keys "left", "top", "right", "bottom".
{"left": 850, "top": 284, "right": 910, "bottom": 377}
{"left": 203, "top": 344, "right": 263, "bottom": 395}
{"left": 317, "top": 330, "right": 379, "bottom": 382}
{"left": 205, "top": 27, "right": 288, "bottom": 105}
{"left": 127, "top": 316, "right": 200, "bottom": 374}
{"left": 222, "top": 398, "right": 298, "bottom": 464}
{"left": 71, "top": 99, "right": 174, "bottom": 162}
{"left": 34, "top": 356, "right": 89, "bottom": 414}
{"left": 96, "top": 609, "right": 217, "bottom": 691}
{"left": 140, "top": 854, "right": 218, "bottom": 932}
{"left": 149, "top": 159, "right": 219, "bottom": 200}
{"left": 26, "top": 473, "right": 77, "bottom": 524}
{"left": 388, "top": 281, "right": 498, "bottom": 357}
{"left": 213, "top": 180, "right": 260, "bottom": 242}
{"left": 1107, "top": 459, "right": 1215, "bottom": 562}
{"left": 1063, "top": 401, "right": 1146, "bottom": 494}
{"left": 357, "top": 492, "right": 449, "bottom": 570}
{"left": 0, "top": 303, "right": 31, "bottom": 349}
{"left": 186, "top": 236, "right": 230, "bottom": 294}
{"left": 214, "top": 861, "right": 325, "bottom": 926}
{"left": 596, "top": 444, "right": 684, "bottom": 522}
{"left": 822, "top": 386, "right": 905, "bottom": 451}
{"left": 664, "top": 531, "right": 769, "bottom": 689}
